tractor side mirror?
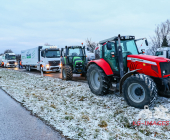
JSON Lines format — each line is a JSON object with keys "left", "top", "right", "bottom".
{"left": 106, "top": 42, "right": 112, "bottom": 50}
{"left": 145, "top": 40, "right": 148, "bottom": 46}
{"left": 141, "top": 49, "right": 145, "bottom": 54}
{"left": 87, "top": 47, "right": 90, "bottom": 51}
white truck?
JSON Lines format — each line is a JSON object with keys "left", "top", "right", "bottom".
{"left": 0, "top": 56, "right": 2, "bottom": 66}
{"left": 1, "top": 53, "right": 17, "bottom": 67}
{"left": 21, "top": 46, "right": 61, "bottom": 72}
{"left": 155, "top": 47, "right": 170, "bottom": 58}
{"left": 86, "top": 51, "right": 95, "bottom": 61}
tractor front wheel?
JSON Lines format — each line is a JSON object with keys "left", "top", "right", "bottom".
{"left": 122, "top": 74, "right": 157, "bottom": 109}
{"left": 87, "top": 64, "right": 111, "bottom": 96}
{"left": 62, "top": 65, "right": 73, "bottom": 80}
{"left": 81, "top": 72, "right": 86, "bottom": 77}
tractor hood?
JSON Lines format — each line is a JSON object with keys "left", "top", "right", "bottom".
{"left": 127, "top": 54, "right": 170, "bottom": 63}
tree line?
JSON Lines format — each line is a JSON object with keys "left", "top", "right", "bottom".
{"left": 146, "top": 19, "right": 170, "bottom": 55}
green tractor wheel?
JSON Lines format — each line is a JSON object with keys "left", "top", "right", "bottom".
{"left": 62, "top": 65, "right": 73, "bottom": 80}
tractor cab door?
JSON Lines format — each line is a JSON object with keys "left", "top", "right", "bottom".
{"left": 116, "top": 40, "right": 138, "bottom": 72}
{"left": 100, "top": 43, "right": 119, "bottom": 73}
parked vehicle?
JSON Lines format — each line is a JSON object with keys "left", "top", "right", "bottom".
{"left": 0, "top": 55, "right": 2, "bottom": 67}
{"left": 86, "top": 49, "right": 95, "bottom": 61}
{"left": 87, "top": 35, "right": 170, "bottom": 109}
{"left": 61, "top": 46, "right": 88, "bottom": 80}
{"left": 155, "top": 47, "right": 170, "bottom": 58}
{"left": 21, "top": 46, "right": 61, "bottom": 72}
{"left": 0, "top": 53, "right": 17, "bottom": 68}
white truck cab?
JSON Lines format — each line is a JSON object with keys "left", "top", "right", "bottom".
{"left": 155, "top": 47, "right": 170, "bottom": 59}
{"left": 21, "top": 46, "right": 61, "bottom": 72}
{"left": 2, "top": 53, "right": 17, "bottom": 68}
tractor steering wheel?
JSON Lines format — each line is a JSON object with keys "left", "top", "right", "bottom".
{"left": 72, "top": 53, "right": 78, "bottom": 56}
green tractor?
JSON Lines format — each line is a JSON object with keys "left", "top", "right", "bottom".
{"left": 60, "top": 46, "right": 87, "bottom": 80}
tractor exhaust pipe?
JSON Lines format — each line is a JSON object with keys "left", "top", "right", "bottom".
{"left": 117, "top": 34, "right": 124, "bottom": 78}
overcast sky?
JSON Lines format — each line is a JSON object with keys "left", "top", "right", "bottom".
{"left": 0, "top": 0, "right": 170, "bottom": 54}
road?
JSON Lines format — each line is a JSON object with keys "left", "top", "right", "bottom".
{"left": 0, "top": 89, "right": 67, "bottom": 140}
{"left": 0, "top": 66, "right": 85, "bottom": 140}
{"left": 4, "top": 66, "right": 87, "bottom": 83}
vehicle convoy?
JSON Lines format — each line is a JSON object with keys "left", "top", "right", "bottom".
{"left": 0, "top": 53, "right": 17, "bottom": 68}
{"left": 21, "top": 46, "right": 61, "bottom": 72}
{"left": 61, "top": 46, "right": 88, "bottom": 80}
{"left": 155, "top": 47, "right": 170, "bottom": 59}
{"left": 87, "top": 35, "right": 170, "bottom": 108}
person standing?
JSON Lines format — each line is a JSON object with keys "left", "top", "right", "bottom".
{"left": 20, "top": 60, "right": 22, "bottom": 69}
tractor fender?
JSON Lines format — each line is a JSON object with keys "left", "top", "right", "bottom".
{"left": 119, "top": 69, "right": 141, "bottom": 93}
{"left": 87, "top": 58, "right": 113, "bottom": 75}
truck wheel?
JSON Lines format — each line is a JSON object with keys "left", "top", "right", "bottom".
{"left": 26, "top": 65, "right": 29, "bottom": 71}
{"left": 122, "top": 74, "right": 157, "bottom": 109}
{"left": 62, "top": 65, "right": 73, "bottom": 80}
{"left": 87, "top": 64, "right": 111, "bottom": 96}
{"left": 28, "top": 66, "right": 31, "bottom": 71}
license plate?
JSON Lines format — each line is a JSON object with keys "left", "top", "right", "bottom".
{"left": 78, "top": 69, "right": 82, "bottom": 72}
{"left": 52, "top": 69, "right": 58, "bottom": 71}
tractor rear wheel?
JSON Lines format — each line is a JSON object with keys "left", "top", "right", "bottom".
{"left": 122, "top": 74, "right": 157, "bottom": 109}
{"left": 87, "top": 64, "right": 111, "bottom": 96}
{"left": 62, "top": 65, "right": 73, "bottom": 80}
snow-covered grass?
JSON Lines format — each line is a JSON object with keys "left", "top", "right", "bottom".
{"left": 0, "top": 69, "right": 170, "bottom": 140}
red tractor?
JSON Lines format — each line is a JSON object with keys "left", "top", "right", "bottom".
{"left": 87, "top": 35, "right": 170, "bottom": 108}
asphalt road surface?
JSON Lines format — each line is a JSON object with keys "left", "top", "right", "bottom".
{"left": 2, "top": 66, "right": 87, "bottom": 83}
{"left": 0, "top": 89, "right": 67, "bottom": 140}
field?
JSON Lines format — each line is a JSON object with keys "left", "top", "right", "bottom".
{"left": 0, "top": 69, "right": 170, "bottom": 140}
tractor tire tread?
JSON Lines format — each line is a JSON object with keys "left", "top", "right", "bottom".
{"left": 122, "top": 74, "right": 157, "bottom": 108}
{"left": 87, "top": 64, "right": 111, "bottom": 96}
{"left": 62, "top": 65, "right": 73, "bottom": 80}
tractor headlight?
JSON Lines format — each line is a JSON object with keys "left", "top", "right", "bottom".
{"left": 7, "top": 63, "right": 9, "bottom": 65}
{"left": 46, "top": 64, "right": 50, "bottom": 68}
{"left": 15, "top": 62, "right": 17, "bottom": 65}
{"left": 162, "top": 70, "right": 167, "bottom": 75}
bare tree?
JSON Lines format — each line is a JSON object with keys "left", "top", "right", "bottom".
{"left": 145, "top": 44, "right": 158, "bottom": 55}
{"left": 16, "top": 54, "right": 21, "bottom": 61}
{"left": 86, "top": 38, "right": 97, "bottom": 53}
{"left": 4, "top": 49, "right": 13, "bottom": 53}
{"left": 44, "top": 43, "right": 52, "bottom": 46}
{"left": 148, "top": 19, "right": 170, "bottom": 55}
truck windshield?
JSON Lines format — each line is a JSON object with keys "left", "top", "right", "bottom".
{"left": 117, "top": 40, "right": 139, "bottom": 55}
{"left": 68, "top": 48, "right": 83, "bottom": 56}
{"left": 8, "top": 55, "right": 16, "bottom": 60}
{"left": 45, "top": 50, "right": 60, "bottom": 58}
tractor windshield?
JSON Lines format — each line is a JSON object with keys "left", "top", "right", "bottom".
{"left": 45, "top": 50, "right": 60, "bottom": 58}
{"left": 117, "top": 40, "right": 139, "bottom": 55}
{"left": 68, "top": 48, "right": 83, "bottom": 56}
